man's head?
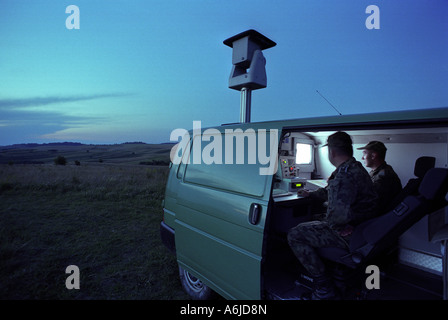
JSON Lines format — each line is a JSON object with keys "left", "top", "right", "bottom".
{"left": 357, "top": 141, "right": 387, "bottom": 169}
{"left": 324, "top": 131, "right": 353, "bottom": 167}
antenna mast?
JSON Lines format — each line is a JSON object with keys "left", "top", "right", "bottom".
{"left": 316, "top": 90, "right": 342, "bottom": 115}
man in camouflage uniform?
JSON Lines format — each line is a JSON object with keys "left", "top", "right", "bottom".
{"left": 357, "top": 141, "right": 402, "bottom": 214}
{"left": 287, "top": 131, "right": 377, "bottom": 299}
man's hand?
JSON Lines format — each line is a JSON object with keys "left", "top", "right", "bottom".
{"left": 297, "top": 189, "right": 310, "bottom": 197}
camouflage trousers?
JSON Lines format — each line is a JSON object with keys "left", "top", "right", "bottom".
{"left": 287, "top": 220, "right": 349, "bottom": 277}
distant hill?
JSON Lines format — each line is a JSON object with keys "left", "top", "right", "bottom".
{"left": 0, "top": 142, "right": 84, "bottom": 150}
{"left": 0, "top": 142, "right": 175, "bottom": 166}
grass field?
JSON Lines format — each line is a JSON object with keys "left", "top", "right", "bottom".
{"left": 0, "top": 142, "right": 174, "bottom": 166}
{"left": 0, "top": 161, "right": 190, "bottom": 300}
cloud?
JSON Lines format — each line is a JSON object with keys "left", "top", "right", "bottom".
{"left": 0, "top": 96, "right": 109, "bottom": 126}
{"left": 0, "top": 93, "right": 128, "bottom": 144}
{"left": 0, "top": 108, "right": 101, "bottom": 125}
{"left": 0, "top": 93, "right": 131, "bottom": 109}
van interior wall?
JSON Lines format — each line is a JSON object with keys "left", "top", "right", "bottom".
{"left": 315, "top": 141, "right": 448, "bottom": 184}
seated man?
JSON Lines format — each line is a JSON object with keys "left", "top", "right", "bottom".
{"left": 357, "top": 141, "right": 402, "bottom": 215}
{"left": 288, "top": 131, "right": 377, "bottom": 299}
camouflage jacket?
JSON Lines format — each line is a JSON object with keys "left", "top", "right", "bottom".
{"left": 370, "top": 161, "right": 402, "bottom": 214}
{"left": 310, "top": 157, "right": 378, "bottom": 230}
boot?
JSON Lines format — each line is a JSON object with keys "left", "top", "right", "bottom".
{"left": 311, "top": 274, "right": 338, "bottom": 300}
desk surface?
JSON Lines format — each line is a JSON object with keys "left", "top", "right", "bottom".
{"left": 272, "top": 179, "right": 327, "bottom": 203}
{"left": 273, "top": 193, "right": 304, "bottom": 203}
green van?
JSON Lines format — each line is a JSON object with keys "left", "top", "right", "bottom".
{"left": 160, "top": 107, "right": 448, "bottom": 300}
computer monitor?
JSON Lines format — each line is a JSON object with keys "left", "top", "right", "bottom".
{"left": 295, "top": 141, "right": 314, "bottom": 173}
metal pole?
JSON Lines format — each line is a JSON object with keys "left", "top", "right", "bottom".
{"left": 240, "top": 87, "right": 252, "bottom": 123}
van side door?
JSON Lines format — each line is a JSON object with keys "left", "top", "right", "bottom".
{"left": 174, "top": 126, "right": 278, "bottom": 299}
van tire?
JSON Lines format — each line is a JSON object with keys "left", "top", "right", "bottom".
{"left": 178, "top": 266, "right": 217, "bottom": 300}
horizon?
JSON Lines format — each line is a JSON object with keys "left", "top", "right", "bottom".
{"left": 1, "top": 1, "right": 447, "bottom": 146}
{"left": 4, "top": 104, "right": 448, "bottom": 147}
{"left": 0, "top": 140, "right": 176, "bottom": 148}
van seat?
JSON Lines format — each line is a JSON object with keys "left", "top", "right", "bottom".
{"left": 386, "top": 156, "right": 435, "bottom": 212}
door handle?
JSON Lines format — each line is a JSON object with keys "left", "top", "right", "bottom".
{"left": 249, "top": 203, "right": 261, "bottom": 225}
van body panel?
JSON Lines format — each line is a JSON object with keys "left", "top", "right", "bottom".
{"left": 162, "top": 106, "right": 448, "bottom": 300}
{"left": 160, "top": 221, "right": 175, "bottom": 254}
{"left": 173, "top": 184, "right": 269, "bottom": 299}
{"left": 262, "top": 107, "right": 448, "bottom": 130}
{"left": 168, "top": 126, "right": 279, "bottom": 299}
{"left": 175, "top": 218, "right": 263, "bottom": 299}
{"left": 175, "top": 183, "right": 268, "bottom": 255}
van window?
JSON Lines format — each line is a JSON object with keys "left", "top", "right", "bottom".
{"left": 184, "top": 131, "right": 270, "bottom": 197}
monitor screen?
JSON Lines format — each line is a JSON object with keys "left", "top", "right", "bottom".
{"left": 296, "top": 143, "right": 312, "bottom": 165}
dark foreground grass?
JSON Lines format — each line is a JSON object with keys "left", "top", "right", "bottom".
{"left": 0, "top": 164, "right": 189, "bottom": 300}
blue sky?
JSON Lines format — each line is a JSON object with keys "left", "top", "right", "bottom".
{"left": 0, "top": 0, "right": 447, "bottom": 145}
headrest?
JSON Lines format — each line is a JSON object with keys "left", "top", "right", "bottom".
{"left": 418, "top": 168, "right": 448, "bottom": 200}
{"left": 414, "top": 156, "right": 436, "bottom": 178}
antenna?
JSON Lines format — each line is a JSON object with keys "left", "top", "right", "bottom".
{"left": 316, "top": 90, "right": 342, "bottom": 115}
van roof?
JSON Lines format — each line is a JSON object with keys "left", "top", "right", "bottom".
{"left": 219, "top": 106, "right": 448, "bottom": 132}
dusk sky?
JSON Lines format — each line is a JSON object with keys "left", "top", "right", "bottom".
{"left": 1, "top": 0, "right": 447, "bottom": 145}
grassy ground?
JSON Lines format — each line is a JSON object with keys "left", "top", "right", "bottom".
{"left": 0, "top": 163, "right": 189, "bottom": 300}
{"left": 0, "top": 142, "right": 174, "bottom": 165}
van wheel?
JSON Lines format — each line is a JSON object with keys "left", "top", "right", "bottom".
{"left": 178, "top": 266, "right": 217, "bottom": 300}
